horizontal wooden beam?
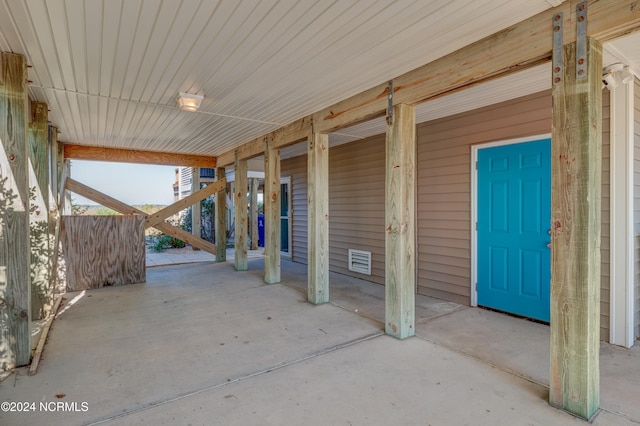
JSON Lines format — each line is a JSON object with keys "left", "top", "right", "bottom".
{"left": 65, "top": 178, "right": 218, "bottom": 255}
{"left": 217, "top": 137, "right": 265, "bottom": 167}
{"left": 215, "top": 0, "right": 640, "bottom": 161}
{"left": 63, "top": 144, "right": 216, "bottom": 168}
{"left": 217, "top": 118, "right": 310, "bottom": 167}
{"left": 216, "top": 150, "right": 235, "bottom": 168}
{"left": 317, "top": 0, "right": 640, "bottom": 133}
{"left": 276, "top": 117, "right": 310, "bottom": 148}
{"left": 145, "top": 178, "right": 226, "bottom": 228}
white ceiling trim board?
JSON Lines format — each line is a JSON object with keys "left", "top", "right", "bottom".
{"left": 604, "top": 43, "right": 640, "bottom": 77}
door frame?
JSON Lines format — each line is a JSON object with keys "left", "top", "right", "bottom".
{"left": 280, "top": 176, "right": 292, "bottom": 258}
{"left": 470, "top": 133, "right": 551, "bottom": 307}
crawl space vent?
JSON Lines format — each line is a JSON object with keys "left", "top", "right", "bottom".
{"left": 348, "top": 249, "right": 371, "bottom": 275}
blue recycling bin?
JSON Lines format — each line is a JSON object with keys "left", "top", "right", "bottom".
{"left": 258, "top": 215, "right": 265, "bottom": 247}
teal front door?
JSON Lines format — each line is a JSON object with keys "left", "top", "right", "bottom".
{"left": 477, "top": 139, "right": 551, "bottom": 322}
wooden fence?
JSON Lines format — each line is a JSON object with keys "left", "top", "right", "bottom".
{"left": 60, "top": 215, "right": 146, "bottom": 291}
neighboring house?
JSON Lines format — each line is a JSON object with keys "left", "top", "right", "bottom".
{"left": 172, "top": 168, "right": 179, "bottom": 203}
{"left": 175, "top": 165, "right": 267, "bottom": 248}
{"left": 177, "top": 167, "right": 217, "bottom": 200}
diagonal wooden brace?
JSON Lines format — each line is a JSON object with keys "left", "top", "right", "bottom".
{"left": 65, "top": 178, "right": 218, "bottom": 255}
{"left": 146, "top": 179, "right": 226, "bottom": 228}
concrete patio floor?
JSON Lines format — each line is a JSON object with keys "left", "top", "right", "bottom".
{"left": 145, "top": 246, "right": 265, "bottom": 267}
{"left": 1, "top": 257, "right": 638, "bottom": 425}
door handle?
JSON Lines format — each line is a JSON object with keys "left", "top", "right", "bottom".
{"left": 546, "top": 243, "right": 552, "bottom": 248}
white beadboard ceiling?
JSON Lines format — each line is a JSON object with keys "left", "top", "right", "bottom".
{"left": 604, "top": 32, "right": 640, "bottom": 75}
{"left": 0, "top": 0, "right": 638, "bottom": 159}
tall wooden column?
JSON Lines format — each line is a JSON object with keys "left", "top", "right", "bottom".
{"left": 234, "top": 155, "right": 248, "bottom": 270}
{"left": 307, "top": 130, "right": 329, "bottom": 304}
{"left": 385, "top": 103, "right": 416, "bottom": 339}
{"left": 0, "top": 52, "right": 31, "bottom": 369}
{"left": 191, "top": 167, "right": 201, "bottom": 247}
{"left": 61, "top": 159, "right": 71, "bottom": 215}
{"left": 29, "top": 101, "right": 51, "bottom": 320}
{"left": 549, "top": 38, "right": 602, "bottom": 420}
{"left": 49, "top": 127, "right": 58, "bottom": 215}
{"left": 215, "top": 167, "right": 227, "bottom": 262}
{"left": 55, "top": 141, "right": 64, "bottom": 207}
{"left": 249, "top": 178, "right": 259, "bottom": 250}
{"left": 49, "top": 127, "right": 61, "bottom": 296}
{"left": 264, "top": 137, "right": 281, "bottom": 284}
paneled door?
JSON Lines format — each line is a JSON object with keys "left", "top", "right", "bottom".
{"left": 477, "top": 139, "right": 551, "bottom": 322}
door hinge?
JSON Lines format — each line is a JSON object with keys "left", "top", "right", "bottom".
{"left": 475, "top": 222, "right": 478, "bottom": 231}
{"left": 475, "top": 161, "right": 478, "bottom": 170}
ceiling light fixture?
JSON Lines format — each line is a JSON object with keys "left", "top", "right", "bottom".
{"left": 177, "top": 92, "right": 204, "bottom": 112}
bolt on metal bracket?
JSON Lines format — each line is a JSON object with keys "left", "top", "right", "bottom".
{"left": 576, "top": 1, "right": 587, "bottom": 79}
{"left": 386, "top": 80, "right": 394, "bottom": 125}
{"left": 552, "top": 12, "right": 563, "bottom": 85}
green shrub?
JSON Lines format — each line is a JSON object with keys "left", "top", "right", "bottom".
{"left": 165, "top": 234, "right": 186, "bottom": 249}
{"left": 149, "top": 234, "right": 186, "bottom": 252}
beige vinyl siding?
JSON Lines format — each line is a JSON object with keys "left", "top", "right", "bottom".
{"left": 416, "top": 90, "right": 610, "bottom": 337}
{"left": 328, "top": 136, "right": 386, "bottom": 284}
{"left": 284, "top": 153, "right": 308, "bottom": 264}
{"left": 283, "top": 90, "right": 611, "bottom": 339}
{"left": 416, "top": 91, "right": 553, "bottom": 306}
{"left": 281, "top": 136, "right": 386, "bottom": 284}
{"left": 417, "top": 90, "right": 610, "bottom": 338}
{"left": 635, "top": 78, "right": 640, "bottom": 340}
{"left": 601, "top": 90, "right": 611, "bottom": 339}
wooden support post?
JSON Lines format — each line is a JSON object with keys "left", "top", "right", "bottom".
{"left": 215, "top": 167, "right": 227, "bottom": 262}
{"left": 48, "top": 128, "right": 60, "bottom": 294}
{"left": 28, "top": 101, "right": 51, "bottom": 320}
{"left": 0, "top": 51, "right": 31, "bottom": 369}
{"left": 61, "top": 159, "right": 71, "bottom": 215}
{"left": 264, "top": 137, "right": 281, "bottom": 284}
{"left": 50, "top": 153, "right": 67, "bottom": 299}
{"left": 191, "top": 167, "right": 201, "bottom": 248}
{"left": 385, "top": 103, "right": 416, "bottom": 339}
{"left": 55, "top": 142, "right": 64, "bottom": 206}
{"left": 250, "top": 178, "right": 259, "bottom": 250}
{"left": 549, "top": 38, "right": 602, "bottom": 420}
{"left": 234, "top": 154, "right": 248, "bottom": 270}
{"left": 307, "top": 130, "right": 329, "bottom": 304}
{"left": 49, "top": 128, "right": 58, "bottom": 217}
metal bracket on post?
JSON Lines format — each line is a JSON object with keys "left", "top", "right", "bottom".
{"left": 576, "top": 1, "right": 587, "bottom": 80}
{"left": 386, "top": 80, "right": 394, "bottom": 125}
{"left": 552, "top": 12, "right": 563, "bottom": 85}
